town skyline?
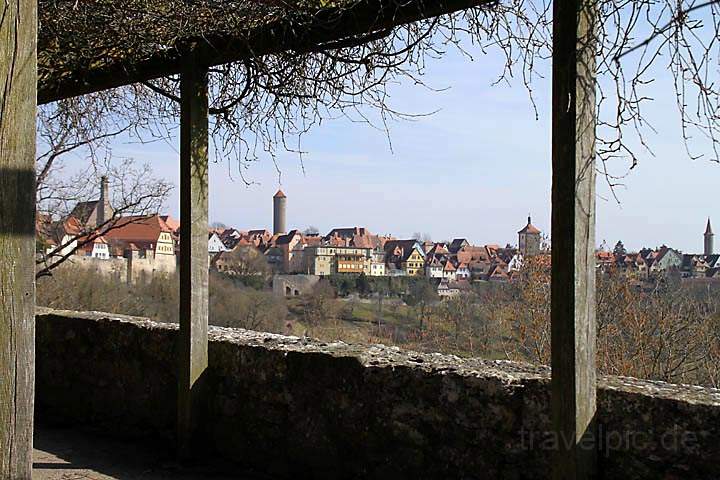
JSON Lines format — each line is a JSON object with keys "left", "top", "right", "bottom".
{"left": 54, "top": 32, "right": 718, "bottom": 254}
{"left": 200, "top": 186, "right": 717, "bottom": 255}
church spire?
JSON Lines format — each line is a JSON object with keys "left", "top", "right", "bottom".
{"left": 705, "top": 218, "right": 714, "bottom": 256}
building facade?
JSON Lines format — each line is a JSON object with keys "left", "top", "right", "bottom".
{"left": 302, "top": 246, "right": 372, "bottom": 275}
{"left": 518, "top": 216, "right": 541, "bottom": 257}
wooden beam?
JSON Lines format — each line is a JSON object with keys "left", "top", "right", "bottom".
{"left": 178, "top": 59, "right": 209, "bottom": 460}
{"left": 550, "top": 0, "right": 598, "bottom": 478}
{"left": 0, "top": 0, "right": 37, "bottom": 477}
{"left": 38, "top": 0, "right": 495, "bottom": 104}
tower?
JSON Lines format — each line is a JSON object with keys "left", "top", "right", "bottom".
{"left": 97, "top": 176, "right": 113, "bottom": 226}
{"left": 518, "top": 215, "right": 541, "bottom": 257}
{"left": 704, "top": 218, "right": 714, "bottom": 256}
{"left": 273, "top": 189, "right": 287, "bottom": 235}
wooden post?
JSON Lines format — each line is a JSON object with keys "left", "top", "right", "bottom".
{"left": 0, "top": 0, "right": 37, "bottom": 478}
{"left": 178, "top": 60, "right": 209, "bottom": 460}
{"left": 551, "top": 0, "right": 598, "bottom": 478}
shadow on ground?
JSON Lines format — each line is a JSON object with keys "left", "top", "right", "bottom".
{"left": 33, "top": 424, "right": 274, "bottom": 479}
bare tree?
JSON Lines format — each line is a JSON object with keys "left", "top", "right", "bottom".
{"left": 502, "top": 256, "right": 552, "bottom": 365}
{"left": 596, "top": 270, "right": 719, "bottom": 384}
{"left": 405, "top": 280, "right": 438, "bottom": 330}
{"left": 438, "top": 293, "right": 477, "bottom": 347}
{"left": 35, "top": 156, "right": 172, "bottom": 280}
{"left": 215, "top": 245, "right": 271, "bottom": 277}
{"left": 34, "top": 89, "right": 173, "bottom": 280}
{"left": 36, "top": 1, "right": 720, "bottom": 193}
{"left": 302, "top": 281, "right": 339, "bottom": 334}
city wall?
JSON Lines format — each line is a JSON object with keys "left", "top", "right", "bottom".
{"left": 36, "top": 308, "right": 720, "bottom": 479}
{"left": 272, "top": 274, "right": 320, "bottom": 297}
{"left": 62, "top": 254, "right": 176, "bottom": 283}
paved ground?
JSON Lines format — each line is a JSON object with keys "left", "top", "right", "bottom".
{"left": 33, "top": 425, "right": 274, "bottom": 480}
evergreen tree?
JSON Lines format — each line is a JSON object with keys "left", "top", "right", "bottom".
{"left": 356, "top": 272, "right": 371, "bottom": 296}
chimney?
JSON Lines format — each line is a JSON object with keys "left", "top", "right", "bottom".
{"left": 97, "top": 176, "right": 112, "bottom": 227}
{"left": 273, "top": 189, "right": 287, "bottom": 235}
{"left": 705, "top": 218, "right": 714, "bottom": 256}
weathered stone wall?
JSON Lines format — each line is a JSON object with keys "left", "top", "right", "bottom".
{"left": 35, "top": 308, "right": 720, "bottom": 479}
{"left": 272, "top": 274, "right": 319, "bottom": 297}
{"left": 127, "top": 253, "right": 177, "bottom": 284}
{"left": 58, "top": 254, "right": 177, "bottom": 284}
{"left": 64, "top": 256, "right": 128, "bottom": 281}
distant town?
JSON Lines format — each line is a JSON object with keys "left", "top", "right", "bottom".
{"left": 36, "top": 179, "right": 720, "bottom": 296}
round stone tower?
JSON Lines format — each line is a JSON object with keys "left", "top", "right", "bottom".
{"left": 704, "top": 218, "right": 714, "bottom": 256}
{"left": 273, "top": 189, "right": 287, "bottom": 235}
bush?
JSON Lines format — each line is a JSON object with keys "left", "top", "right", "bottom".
{"left": 37, "top": 265, "right": 288, "bottom": 334}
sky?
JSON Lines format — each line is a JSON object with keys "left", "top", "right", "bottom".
{"left": 81, "top": 29, "right": 719, "bottom": 254}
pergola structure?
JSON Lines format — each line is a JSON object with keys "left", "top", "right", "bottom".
{"left": 1, "top": 1, "right": 597, "bottom": 478}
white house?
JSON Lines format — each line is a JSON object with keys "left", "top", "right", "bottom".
{"left": 55, "top": 217, "right": 83, "bottom": 258}
{"left": 507, "top": 254, "right": 524, "bottom": 273}
{"left": 369, "top": 259, "right": 386, "bottom": 276}
{"left": 649, "top": 247, "right": 683, "bottom": 275}
{"left": 83, "top": 236, "right": 110, "bottom": 259}
{"left": 437, "top": 279, "right": 471, "bottom": 298}
{"left": 425, "top": 257, "right": 443, "bottom": 278}
{"left": 455, "top": 262, "right": 471, "bottom": 279}
{"left": 209, "top": 232, "right": 229, "bottom": 254}
{"left": 442, "top": 260, "right": 457, "bottom": 280}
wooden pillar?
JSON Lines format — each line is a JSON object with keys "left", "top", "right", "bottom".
{"left": 551, "top": 0, "right": 598, "bottom": 478}
{"left": 178, "top": 60, "right": 209, "bottom": 459}
{"left": 0, "top": 0, "right": 37, "bottom": 478}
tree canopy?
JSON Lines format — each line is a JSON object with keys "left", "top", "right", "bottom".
{"left": 37, "top": 0, "right": 720, "bottom": 187}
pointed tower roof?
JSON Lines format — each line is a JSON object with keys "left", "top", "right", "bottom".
{"left": 274, "top": 189, "right": 286, "bottom": 198}
{"left": 705, "top": 218, "right": 713, "bottom": 235}
{"left": 518, "top": 216, "right": 541, "bottom": 235}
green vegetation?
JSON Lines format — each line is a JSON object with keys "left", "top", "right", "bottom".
{"left": 37, "top": 262, "right": 720, "bottom": 388}
{"left": 325, "top": 273, "right": 437, "bottom": 299}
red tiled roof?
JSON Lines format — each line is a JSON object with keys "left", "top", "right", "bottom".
{"left": 518, "top": 223, "right": 541, "bottom": 235}
{"left": 160, "top": 215, "right": 180, "bottom": 232}
{"left": 274, "top": 189, "right": 286, "bottom": 198}
{"left": 79, "top": 235, "right": 108, "bottom": 253}
{"left": 596, "top": 251, "right": 614, "bottom": 263}
{"left": 104, "top": 215, "right": 171, "bottom": 243}
{"left": 304, "top": 236, "right": 322, "bottom": 247}
{"left": 276, "top": 230, "right": 303, "bottom": 246}
{"left": 62, "top": 216, "right": 84, "bottom": 236}
{"left": 326, "top": 227, "right": 367, "bottom": 238}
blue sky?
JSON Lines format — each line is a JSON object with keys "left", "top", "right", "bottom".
{"left": 95, "top": 30, "right": 718, "bottom": 254}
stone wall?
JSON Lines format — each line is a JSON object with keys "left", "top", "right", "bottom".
{"left": 59, "top": 254, "right": 176, "bottom": 284}
{"left": 127, "top": 253, "right": 176, "bottom": 284}
{"left": 35, "top": 308, "right": 720, "bottom": 479}
{"left": 272, "top": 274, "right": 319, "bottom": 297}
{"left": 64, "top": 256, "right": 128, "bottom": 281}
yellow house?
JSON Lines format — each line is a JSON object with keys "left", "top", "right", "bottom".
{"left": 155, "top": 231, "right": 175, "bottom": 256}
{"left": 303, "top": 246, "right": 372, "bottom": 275}
{"left": 384, "top": 240, "right": 425, "bottom": 276}
{"left": 403, "top": 248, "right": 425, "bottom": 276}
